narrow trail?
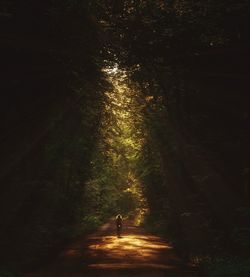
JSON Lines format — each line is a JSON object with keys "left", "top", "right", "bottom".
{"left": 23, "top": 220, "right": 200, "bottom": 277}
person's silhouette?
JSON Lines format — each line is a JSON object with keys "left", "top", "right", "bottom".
{"left": 116, "top": 214, "right": 123, "bottom": 237}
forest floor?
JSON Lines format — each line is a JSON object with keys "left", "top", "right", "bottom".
{"left": 22, "top": 219, "right": 201, "bottom": 277}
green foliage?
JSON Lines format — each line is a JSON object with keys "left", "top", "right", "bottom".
{"left": 119, "top": 191, "right": 137, "bottom": 214}
{"left": 143, "top": 212, "right": 169, "bottom": 236}
{"left": 0, "top": 0, "right": 108, "bottom": 268}
{"left": 82, "top": 65, "right": 148, "bottom": 220}
{"left": 2, "top": 0, "right": 250, "bottom": 270}
{"left": 91, "top": 1, "right": 250, "bottom": 263}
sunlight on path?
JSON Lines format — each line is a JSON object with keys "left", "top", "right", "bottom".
{"left": 86, "top": 223, "right": 180, "bottom": 270}
{"left": 23, "top": 221, "right": 199, "bottom": 277}
{"left": 88, "top": 235, "right": 174, "bottom": 269}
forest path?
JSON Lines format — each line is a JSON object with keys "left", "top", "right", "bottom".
{"left": 23, "top": 219, "right": 200, "bottom": 277}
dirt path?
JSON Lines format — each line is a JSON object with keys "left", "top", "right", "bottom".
{"left": 23, "top": 220, "right": 200, "bottom": 277}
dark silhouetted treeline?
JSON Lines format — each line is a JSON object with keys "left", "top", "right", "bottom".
{"left": 0, "top": 0, "right": 109, "bottom": 271}
{"left": 92, "top": 0, "right": 250, "bottom": 275}
{"left": 1, "top": 1, "right": 250, "bottom": 276}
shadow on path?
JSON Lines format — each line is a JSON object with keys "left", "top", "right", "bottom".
{"left": 23, "top": 220, "right": 201, "bottom": 277}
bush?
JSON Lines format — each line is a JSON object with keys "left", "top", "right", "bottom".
{"left": 55, "top": 215, "right": 104, "bottom": 240}
{"left": 79, "top": 215, "right": 103, "bottom": 233}
{"left": 143, "top": 213, "right": 168, "bottom": 236}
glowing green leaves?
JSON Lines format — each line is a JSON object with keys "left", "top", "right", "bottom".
{"left": 86, "top": 64, "right": 148, "bottom": 217}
